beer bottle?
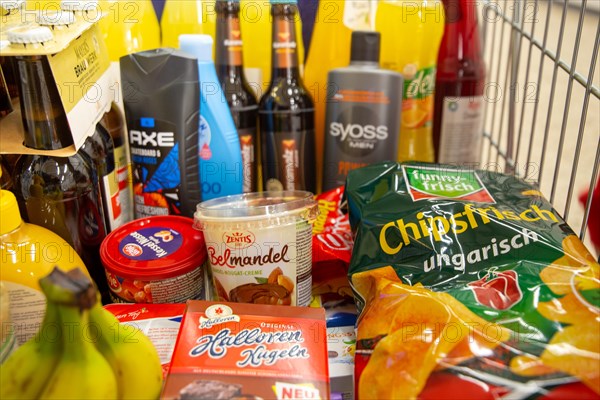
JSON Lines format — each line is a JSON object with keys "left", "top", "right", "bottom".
{"left": 9, "top": 27, "right": 109, "bottom": 300}
{"left": 215, "top": 0, "right": 258, "bottom": 193}
{"left": 259, "top": 0, "right": 315, "bottom": 192}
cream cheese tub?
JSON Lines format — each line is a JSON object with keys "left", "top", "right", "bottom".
{"left": 100, "top": 216, "right": 207, "bottom": 303}
{"left": 194, "top": 191, "right": 318, "bottom": 306}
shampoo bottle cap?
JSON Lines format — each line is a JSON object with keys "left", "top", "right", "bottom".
{"left": 179, "top": 34, "right": 214, "bottom": 62}
{"left": 350, "top": 31, "right": 380, "bottom": 64}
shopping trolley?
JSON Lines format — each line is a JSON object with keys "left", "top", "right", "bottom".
{"left": 478, "top": 0, "right": 599, "bottom": 248}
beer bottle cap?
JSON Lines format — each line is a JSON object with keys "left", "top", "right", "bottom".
{"left": 37, "top": 10, "right": 76, "bottom": 26}
{"left": 0, "top": 0, "right": 25, "bottom": 13}
{"left": 7, "top": 26, "right": 54, "bottom": 44}
{"left": 179, "top": 34, "right": 213, "bottom": 62}
{"left": 350, "top": 31, "right": 380, "bottom": 64}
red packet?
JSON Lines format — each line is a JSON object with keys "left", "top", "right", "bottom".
{"left": 162, "top": 301, "right": 330, "bottom": 400}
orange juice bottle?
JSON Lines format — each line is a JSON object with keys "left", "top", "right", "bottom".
{"left": 240, "top": 0, "right": 305, "bottom": 96}
{"left": 161, "top": 0, "right": 217, "bottom": 48}
{"left": 304, "top": 0, "right": 376, "bottom": 193}
{"left": 97, "top": 0, "right": 161, "bottom": 61}
{"left": 375, "top": 0, "right": 445, "bottom": 162}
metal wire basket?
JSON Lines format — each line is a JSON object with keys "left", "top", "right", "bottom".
{"left": 478, "top": 0, "right": 599, "bottom": 245}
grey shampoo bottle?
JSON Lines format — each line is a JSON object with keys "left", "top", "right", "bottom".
{"left": 322, "top": 31, "right": 403, "bottom": 191}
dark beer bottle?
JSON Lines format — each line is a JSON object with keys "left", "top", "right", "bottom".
{"left": 9, "top": 27, "right": 109, "bottom": 299}
{"left": 215, "top": 0, "right": 258, "bottom": 193}
{"left": 259, "top": 0, "right": 315, "bottom": 192}
{"left": 0, "top": 65, "right": 12, "bottom": 118}
{"left": 80, "top": 123, "right": 125, "bottom": 232}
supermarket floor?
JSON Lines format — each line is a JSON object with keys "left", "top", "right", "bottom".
{"left": 480, "top": 0, "right": 599, "bottom": 255}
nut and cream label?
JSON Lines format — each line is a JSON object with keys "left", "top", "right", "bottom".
{"left": 204, "top": 222, "right": 312, "bottom": 307}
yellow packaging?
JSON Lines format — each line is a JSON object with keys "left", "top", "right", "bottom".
{"left": 304, "top": 0, "right": 376, "bottom": 193}
{"left": 0, "top": 187, "right": 89, "bottom": 346}
{"left": 375, "top": 0, "right": 445, "bottom": 162}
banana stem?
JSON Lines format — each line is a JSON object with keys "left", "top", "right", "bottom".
{"left": 55, "top": 304, "right": 92, "bottom": 361}
{"left": 39, "top": 267, "right": 96, "bottom": 308}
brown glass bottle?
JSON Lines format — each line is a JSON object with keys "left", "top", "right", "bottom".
{"left": 215, "top": 0, "right": 258, "bottom": 193}
{"left": 0, "top": 65, "right": 12, "bottom": 118}
{"left": 0, "top": 57, "right": 19, "bottom": 100}
{"left": 259, "top": 0, "right": 315, "bottom": 193}
{"left": 0, "top": 155, "right": 13, "bottom": 191}
{"left": 100, "top": 103, "right": 133, "bottom": 223}
{"left": 80, "top": 123, "right": 126, "bottom": 233}
{"left": 11, "top": 53, "right": 109, "bottom": 299}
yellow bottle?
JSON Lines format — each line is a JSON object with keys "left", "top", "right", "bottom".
{"left": 304, "top": 0, "right": 376, "bottom": 192}
{"left": 161, "top": 0, "right": 217, "bottom": 48}
{"left": 240, "top": 0, "right": 305, "bottom": 96}
{"left": 97, "top": 0, "right": 161, "bottom": 62}
{"left": 375, "top": 0, "right": 445, "bottom": 162}
{"left": 0, "top": 187, "right": 89, "bottom": 346}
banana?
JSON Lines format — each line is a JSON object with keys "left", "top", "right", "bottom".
{"left": 89, "top": 302, "right": 163, "bottom": 400}
{"left": 39, "top": 304, "right": 118, "bottom": 400}
{"left": 0, "top": 301, "right": 63, "bottom": 399}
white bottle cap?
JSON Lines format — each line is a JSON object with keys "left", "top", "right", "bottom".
{"left": 179, "top": 34, "right": 214, "bottom": 63}
{"left": 0, "top": 0, "right": 25, "bottom": 13}
{"left": 7, "top": 26, "right": 54, "bottom": 44}
{"left": 37, "top": 10, "right": 76, "bottom": 26}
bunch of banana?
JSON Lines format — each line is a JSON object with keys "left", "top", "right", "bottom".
{"left": 0, "top": 268, "right": 163, "bottom": 399}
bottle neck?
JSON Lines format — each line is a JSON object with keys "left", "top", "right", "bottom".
{"left": 16, "top": 55, "right": 73, "bottom": 150}
{"left": 215, "top": 1, "right": 244, "bottom": 77}
{"left": 441, "top": 0, "right": 483, "bottom": 61}
{"left": 270, "top": 3, "right": 301, "bottom": 81}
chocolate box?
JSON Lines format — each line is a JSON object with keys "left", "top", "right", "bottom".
{"left": 162, "top": 301, "right": 330, "bottom": 400}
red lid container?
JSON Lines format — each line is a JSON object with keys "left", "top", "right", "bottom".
{"left": 100, "top": 216, "right": 207, "bottom": 303}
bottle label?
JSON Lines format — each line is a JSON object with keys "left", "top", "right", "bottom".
{"left": 129, "top": 117, "right": 180, "bottom": 218}
{"left": 343, "top": 0, "right": 376, "bottom": 30}
{"left": 323, "top": 84, "right": 402, "bottom": 191}
{"left": 238, "top": 127, "right": 257, "bottom": 193}
{"left": 2, "top": 282, "right": 45, "bottom": 345}
{"left": 102, "top": 169, "right": 123, "bottom": 231}
{"left": 218, "top": 15, "right": 244, "bottom": 66}
{"left": 203, "top": 219, "right": 313, "bottom": 306}
{"left": 264, "top": 133, "right": 304, "bottom": 192}
{"left": 272, "top": 18, "right": 298, "bottom": 69}
{"left": 119, "top": 226, "right": 184, "bottom": 261}
{"left": 438, "top": 96, "right": 485, "bottom": 164}
{"left": 400, "top": 65, "right": 436, "bottom": 131}
{"left": 114, "top": 144, "right": 133, "bottom": 223}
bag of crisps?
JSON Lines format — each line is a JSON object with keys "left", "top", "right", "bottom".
{"left": 312, "top": 187, "right": 354, "bottom": 299}
{"left": 346, "top": 162, "right": 600, "bottom": 400}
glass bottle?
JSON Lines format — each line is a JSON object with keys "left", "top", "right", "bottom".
{"left": 0, "top": 65, "right": 12, "bottom": 118}
{"left": 100, "top": 103, "right": 133, "bottom": 224}
{"left": 259, "top": 0, "right": 315, "bottom": 193}
{"left": 8, "top": 27, "right": 109, "bottom": 300}
{"left": 80, "top": 123, "right": 124, "bottom": 232}
{"left": 433, "top": 0, "right": 486, "bottom": 164}
{"left": 215, "top": 0, "right": 258, "bottom": 193}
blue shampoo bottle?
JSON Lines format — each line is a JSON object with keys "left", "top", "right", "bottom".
{"left": 179, "top": 34, "right": 243, "bottom": 200}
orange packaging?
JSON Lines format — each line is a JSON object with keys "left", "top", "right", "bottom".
{"left": 162, "top": 301, "right": 330, "bottom": 400}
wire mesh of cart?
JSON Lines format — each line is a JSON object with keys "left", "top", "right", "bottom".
{"left": 477, "top": 0, "right": 599, "bottom": 249}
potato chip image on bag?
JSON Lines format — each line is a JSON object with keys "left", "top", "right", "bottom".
{"left": 346, "top": 162, "right": 600, "bottom": 400}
